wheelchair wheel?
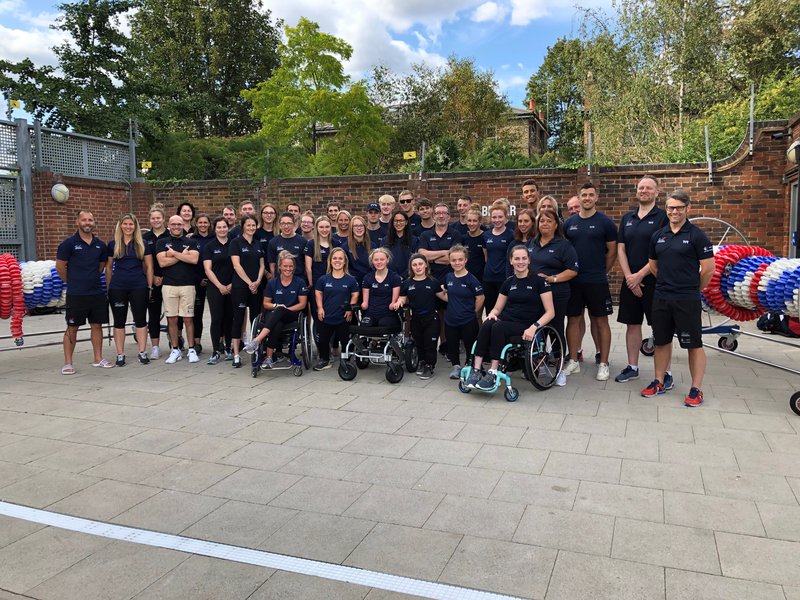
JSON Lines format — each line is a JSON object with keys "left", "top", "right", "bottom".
{"left": 640, "top": 336, "right": 655, "bottom": 357}
{"left": 458, "top": 380, "right": 471, "bottom": 394}
{"left": 338, "top": 358, "right": 357, "bottom": 381}
{"left": 386, "top": 362, "right": 404, "bottom": 383}
{"left": 404, "top": 341, "right": 419, "bottom": 373}
{"left": 293, "top": 365, "right": 303, "bottom": 377}
{"left": 789, "top": 391, "right": 800, "bottom": 416}
{"left": 524, "top": 325, "right": 563, "bottom": 391}
{"left": 251, "top": 366, "right": 259, "bottom": 378}
{"left": 301, "top": 313, "right": 315, "bottom": 367}
{"left": 718, "top": 336, "right": 738, "bottom": 351}
{"left": 504, "top": 387, "right": 519, "bottom": 402}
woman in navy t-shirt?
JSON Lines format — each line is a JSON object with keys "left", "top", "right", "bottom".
{"left": 482, "top": 204, "right": 515, "bottom": 313}
{"left": 462, "top": 207, "right": 487, "bottom": 282}
{"left": 203, "top": 216, "right": 234, "bottom": 364}
{"left": 106, "top": 213, "right": 153, "bottom": 366}
{"left": 343, "top": 215, "right": 372, "bottom": 285}
{"left": 191, "top": 213, "right": 213, "bottom": 352}
{"left": 384, "top": 210, "right": 419, "bottom": 279}
{"left": 313, "top": 247, "right": 360, "bottom": 370}
{"left": 466, "top": 245, "right": 555, "bottom": 391}
{"left": 361, "top": 248, "right": 402, "bottom": 329}
{"left": 441, "top": 244, "right": 484, "bottom": 379}
{"left": 304, "top": 216, "right": 337, "bottom": 315}
{"left": 230, "top": 216, "right": 266, "bottom": 367}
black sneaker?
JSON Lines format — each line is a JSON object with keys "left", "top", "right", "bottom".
{"left": 194, "top": 343, "right": 202, "bottom": 355}
{"left": 115, "top": 354, "right": 126, "bottom": 367}
{"left": 416, "top": 362, "right": 425, "bottom": 376}
{"left": 232, "top": 355, "right": 242, "bottom": 368}
{"left": 595, "top": 352, "right": 601, "bottom": 364}
{"left": 313, "top": 360, "right": 331, "bottom": 371}
{"left": 137, "top": 352, "right": 149, "bottom": 365}
{"left": 419, "top": 365, "right": 433, "bottom": 380}
{"left": 614, "top": 365, "right": 640, "bottom": 383}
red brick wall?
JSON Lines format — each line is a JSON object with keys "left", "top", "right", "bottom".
{"left": 33, "top": 120, "right": 796, "bottom": 262}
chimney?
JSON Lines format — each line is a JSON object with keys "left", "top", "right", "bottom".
{"left": 539, "top": 110, "right": 545, "bottom": 121}
{"left": 529, "top": 99, "right": 535, "bottom": 111}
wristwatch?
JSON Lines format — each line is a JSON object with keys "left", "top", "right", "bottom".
{"left": 533, "top": 321, "right": 541, "bottom": 328}
{"left": 551, "top": 275, "right": 557, "bottom": 283}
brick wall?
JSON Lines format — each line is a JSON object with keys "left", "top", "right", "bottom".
{"left": 33, "top": 120, "right": 797, "bottom": 264}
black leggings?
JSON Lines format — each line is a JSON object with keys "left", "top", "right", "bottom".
{"left": 483, "top": 280, "right": 503, "bottom": 315}
{"left": 193, "top": 284, "right": 207, "bottom": 341}
{"left": 475, "top": 320, "right": 529, "bottom": 361}
{"left": 109, "top": 287, "right": 148, "bottom": 329}
{"left": 411, "top": 312, "right": 440, "bottom": 368}
{"left": 261, "top": 307, "right": 299, "bottom": 349}
{"left": 231, "top": 286, "right": 262, "bottom": 340}
{"left": 206, "top": 285, "right": 233, "bottom": 353}
{"left": 317, "top": 320, "right": 350, "bottom": 361}
{"left": 445, "top": 319, "right": 479, "bottom": 366}
{"left": 147, "top": 284, "right": 163, "bottom": 340}
{"left": 552, "top": 292, "right": 569, "bottom": 355}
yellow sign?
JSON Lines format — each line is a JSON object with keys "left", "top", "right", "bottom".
{"left": 141, "top": 161, "right": 152, "bottom": 169}
{"left": 9, "top": 99, "right": 21, "bottom": 109}
{"left": 403, "top": 151, "right": 417, "bottom": 160}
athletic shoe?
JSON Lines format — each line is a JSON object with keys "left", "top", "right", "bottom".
{"left": 465, "top": 369, "right": 483, "bottom": 388}
{"left": 596, "top": 363, "right": 610, "bottom": 381}
{"left": 416, "top": 363, "right": 425, "bottom": 376}
{"left": 555, "top": 371, "right": 567, "bottom": 386}
{"left": 207, "top": 352, "right": 220, "bottom": 365}
{"left": 563, "top": 359, "right": 581, "bottom": 375}
{"left": 187, "top": 348, "right": 199, "bottom": 363}
{"left": 150, "top": 346, "right": 161, "bottom": 360}
{"left": 272, "top": 355, "right": 287, "bottom": 365}
{"left": 449, "top": 365, "right": 461, "bottom": 380}
{"left": 261, "top": 357, "right": 274, "bottom": 369}
{"left": 115, "top": 354, "right": 126, "bottom": 367}
{"left": 224, "top": 350, "right": 233, "bottom": 361}
{"left": 684, "top": 387, "right": 704, "bottom": 407}
{"left": 194, "top": 343, "right": 202, "bottom": 354}
{"left": 165, "top": 348, "right": 182, "bottom": 364}
{"left": 641, "top": 380, "right": 665, "bottom": 397}
{"left": 243, "top": 340, "right": 259, "bottom": 354}
{"left": 137, "top": 352, "right": 150, "bottom": 365}
{"left": 595, "top": 352, "right": 601, "bottom": 364}
{"left": 577, "top": 349, "right": 584, "bottom": 362}
{"left": 313, "top": 360, "right": 331, "bottom": 371}
{"left": 419, "top": 365, "right": 433, "bottom": 380}
{"left": 614, "top": 365, "right": 640, "bottom": 383}
{"left": 663, "top": 372, "right": 674, "bottom": 391}
{"left": 475, "top": 371, "right": 497, "bottom": 391}
{"left": 232, "top": 355, "right": 242, "bottom": 368}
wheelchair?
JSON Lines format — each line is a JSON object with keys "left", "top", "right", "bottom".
{"left": 248, "top": 310, "right": 312, "bottom": 378}
{"left": 337, "top": 307, "right": 418, "bottom": 384}
{"left": 458, "top": 324, "right": 564, "bottom": 401}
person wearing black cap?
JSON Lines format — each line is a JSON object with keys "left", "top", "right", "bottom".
{"left": 366, "top": 202, "right": 387, "bottom": 246}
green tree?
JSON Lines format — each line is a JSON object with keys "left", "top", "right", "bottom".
{"left": 0, "top": 0, "right": 142, "bottom": 138}
{"left": 131, "top": 0, "right": 281, "bottom": 137}
{"left": 243, "top": 18, "right": 390, "bottom": 175}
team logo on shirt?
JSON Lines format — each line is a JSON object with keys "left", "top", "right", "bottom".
{"left": 682, "top": 240, "right": 690, "bottom": 244}
{"left": 73, "top": 245, "right": 82, "bottom": 250}
{"left": 656, "top": 236, "right": 666, "bottom": 244}
{"left": 569, "top": 225, "right": 578, "bottom": 231}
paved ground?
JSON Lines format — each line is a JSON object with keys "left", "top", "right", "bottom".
{"left": 0, "top": 312, "right": 798, "bottom": 600}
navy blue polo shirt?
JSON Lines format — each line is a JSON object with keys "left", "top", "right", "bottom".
{"left": 400, "top": 276, "right": 442, "bottom": 315}
{"left": 57, "top": 233, "right": 109, "bottom": 295}
{"left": 463, "top": 232, "right": 487, "bottom": 281}
{"left": 315, "top": 273, "right": 359, "bottom": 325}
{"left": 483, "top": 227, "right": 516, "bottom": 282}
{"left": 155, "top": 235, "right": 199, "bottom": 286}
{"left": 385, "top": 236, "right": 419, "bottom": 279}
{"left": 193, "top": 233, "right": 213, "bottom": 282}
{"left": 228, "top": 225, "right": 242, "bottom": 240}
{"left": 265, "top": 275, "right": 308, "bottom": 307}
{"left": 367, "top": 226, "right": 385, "bottom": 247}
{"left": 649, "top": 221, "right": 714, "bottom": 300}
{"left": 564, "top": 211, "right": 617, "bottom": 283}
{"left": 619, "top": 206, "right": 668, "bottom": 276}
{"left": 412, "top": 223, "right": 434, "bottom": 238}
{"left": 254, "top": 228, "right": 274, "bottom": 255}
{"left": 332, "top": 232, "right": 348, "bottom": 247}
{"left": 453, "top": 221, "right": 488, "bottom": 237}
{"left": 202, "top": 238, "right": 233, "bottom": 286}
{"left": 499, "top": 273, "right": 550, "bottom": 324}
{"left": 107, "top": 240, "right": 151, "bottom": 290}
{"left": 267, "top": 234, "right": 306, "bottom": 277}
{"left": 528, "top": 236, "right": 579, "bottom": 301}
{"left": 419, "top": 227, "right": 462, "bottom": 279}
{"left": 229, "top": 235, "right": 265, "bottom": 288}
{"left": 304, "top": 240, "right": 335, "bottom": 286}
{"left": 408, "top": 212, "right": 422, "bottom": 230}
{"left": 362, "top": 270, "right": 402, "bottom": 318}
{"left": 444, "top": 272, "right": 484, "bottom": 326}
{"left": 142, "top": 229, "right": 168, "bottom": 278}
{"left": 343, "top": 240, "right": 371, "bottom": 285}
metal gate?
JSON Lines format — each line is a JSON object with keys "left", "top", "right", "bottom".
{"left": 0, "top": 120, "right": 24, "bottom": 259}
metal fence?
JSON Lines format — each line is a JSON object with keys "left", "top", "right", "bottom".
{"left": 33, "top": 124, "right": 131, "bottom": 181}
{"left": 0, "top": 121, "right": 17, "bottom": 171}
{"left": 0, "top": 175, "right": 21, "bottom": 258}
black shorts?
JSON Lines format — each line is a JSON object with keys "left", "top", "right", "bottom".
{"left": 566, "top": 281, "right": 613, "bottom": 318}
{"left": 652, "top": 296, "right": 703, "bottom": 349}
{"left": 617, "top": 279, "right": 656, "bottom": 325}
{"left": 65, "top": 294, "right": 108, "bottom": 327}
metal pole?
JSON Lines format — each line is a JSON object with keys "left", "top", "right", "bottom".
{"left": 15, "top": 118, "right": 37, "bottom": 261}
{"left": 748, "top": 83, "right": 755, "bottom": 156}
{"left": 587, "top": 126, "right": 593, "bottom": 179}
{"left": 704, "top": 125, "right": 712, "bottom": 184}
{"left": 33, "top": 120, "right": 43, "bottom": 170}
{"left": 129, "top": 119, "right": 138, "bottom": 182}
{"left": 419, "top": 142, "right": 426, "bottom": 180}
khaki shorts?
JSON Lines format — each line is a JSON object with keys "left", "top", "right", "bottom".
{"left": 162, "top": 285, "right": 196, "bottom": 318}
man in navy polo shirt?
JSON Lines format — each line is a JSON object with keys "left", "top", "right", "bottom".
{"left": 643, "top": 189, "right": 714, "bottom": 406}
{"left": 419, "top": 203, "right": 462, "bottom": 281}
{"left": 398, "top": 190, "right": 422, "bottom": 231}
{"left": 365, "top": 202, "right": 387, "bottom": 246}
{"left": 268, "top": 212, "right": 306, "bottom": 278}
{"left": 615, "top": 175, "right": 671, "bottom": 386}
{"left": 563, "top": 182, "right": 618, "bottom": 381}
{"left": 56, "top": 210, "right": 112, "bottom": 373}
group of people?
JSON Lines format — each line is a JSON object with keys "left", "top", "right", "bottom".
{"left": 56, "top": 176, "right": 714, "bottom": 406}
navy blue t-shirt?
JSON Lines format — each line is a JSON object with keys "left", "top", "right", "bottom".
{"left": 304, "top": 240, "right": 335, "bottom": 287}
{"left": 499, "top": 273, "right": 550, "bottom": 324}
{"left": 57, "top": 233, "right": 109, "bottom": 296}
{"left": 649, "top": 221, "right": 714, "bottom": 300}
{"left": 528, "top": 236, "right": 579, "bottom": 300}
{"left": 254, "top": 228, "right": 275, "bottom": 256}
{"left": 400, "top": 276, "right": 442, "bottom": 315}
{"left": 367, "top": 226, "right": 385, "bottom": 248}
{"left": 264, "top": 275, "right": 308, "bottom": 308}
{"left": 618, "top": 206, "right": 668, "bottom": 276}
{"left": 154, "top": 235, "right": 199, "bottom": 287}
{"left": 386, "top": 236, "right": 419, "bottom": 279}
{"left": 419, "top": 227, "right": 463, "bottom": 279}
{"left": 362, "top": 270, "right": 402, "bottom": 318}
{"left": 564, "top": 211, "right": 617, "bottom": 283}
{"left": 444, "top": 272, "right": 484, "bottom": 327}
{"left": 315, "top": 273, "right": 359, "bottom": 325}
{"left": 452, "top": 221, "right": 488, "bottom": 237}
{"left": 107, "top": 240, "right": 151, "bottom": 290}
{"left": 408, "top": 213, "right": 422, "bottom": 230}
{"left": 463, "top": 232, "right": 487, "bottom": 281}
{"left": 332, "top": 232, "right": 348, "bottom": 247}
{"left": 483, "top": 227, "right": 516, "bottom": 282}
{"left": 202, "top": 238, "right": 233, "bottom": 286}
{"left": 193, "top": 233, "right": 213, "bottom": 282}
{"left": 343, "top": 240, "right": 371, "bottom": 285}
{"left": 267, "top": 234, "right": 306, "bottom": 277}
{"left": 412, "top": 223, "right": 434, "bottom": 238}
{"left": 142, "top": 229, "right": 168, "bottom": 278}
{"left": 230, "top": 235, "right": 265, "bottom": 288}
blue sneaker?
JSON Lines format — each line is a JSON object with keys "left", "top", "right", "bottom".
{"left": 614, "top": 365, "right": 640, "bottom": 382}
{"left": 475, "top": 371, "right": 497, "bottom": 391}
{"left": 663, "top": 372, "right": 674, "bottom": 391}
{"left": 465, "top": 369, "right": 483, "bottom": 388}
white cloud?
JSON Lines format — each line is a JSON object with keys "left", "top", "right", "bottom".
{"left": 471, "top": 1, "right": 507, "bottom": 23}
{"left": 0, "top": 24, "right": 65, "bottom": 66}
{"left": 509, "top": 0, "right": 549, "bottom": 26}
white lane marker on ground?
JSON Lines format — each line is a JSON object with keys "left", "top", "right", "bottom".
{"left": 0, "top": 501, "right": 523, "bottom": 600}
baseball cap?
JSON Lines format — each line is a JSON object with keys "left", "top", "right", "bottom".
{"left": 367, "top": 203, "right": 380, "bottom": 212}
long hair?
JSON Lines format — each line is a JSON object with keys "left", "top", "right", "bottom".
{"left": 326, "top": 247, "right": 350, "bottom": 275}
{"left": 386, "top": 209, "right": 413, "bottom": 248}
{"left": 514, "top": 208, "right": 536, "bottom": 243}
{"left": 259, "top": 203, "right": 277, "bottom": 233}
{"left": 113, "top": 213, "right": 145, "bottom": 260}
{"left": 536, "top": 208, "right": 565, "bottom": 239}
{"left": 347, "top": 215, "right": 371, "bottom": 255}
{"left": 312, "top": 216, "right": 333, "bottom": 263}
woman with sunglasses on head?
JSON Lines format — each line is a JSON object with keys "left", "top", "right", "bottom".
{"left": 313, "top": 247, "right": 360, "bottom": 370}
{"left": 482, "top": 203, "right": 515, "bottom": 314}
{"left": 203, "top": 216, "right": 235, "bottom": 364}
{"left": 384, "top": 210, "right": 419, "bottom": 279}
{"left": 229, "top": 215, "right": 265, "bottom": 368}
{"left": 106, "top": 213, "right": 153, "bottom": 366}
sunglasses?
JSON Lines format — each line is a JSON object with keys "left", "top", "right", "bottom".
{"left": 399, "top": 199, "right": 413, "bottom": 204}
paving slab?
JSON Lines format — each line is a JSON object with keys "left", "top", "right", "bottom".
{"left": 423, "top": 494, "right": 524, "bottom": 540}
{"left": 716, "top": 532, "right": 800, "bottom": 586}
{"left": 512, "top": 504, "right": 614, "bottom": 556}
{"left": 546, "top": 551, "right": 665, "bottom": 600}
{"left": 249, "top": 571, "right": 368, "bottom": 600}
{"left": 665, "top": 569, "right": 785, "bottom": 600}
{"left": 270, "top": 476, "right": 369, "bottom": 514}
{"left": 664, "top": 490, "right": 765, "bottom": 535}
{"left": 343, "top": 456, "right": 432, "bottom": 488}
{"left": 344, "top": 485, "right": 443, "bottom": 527}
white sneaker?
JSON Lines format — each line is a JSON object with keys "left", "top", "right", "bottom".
{"left": 564, "top": 359, "right": 581, "bottom": 375}
{"left": 150, "top": 346, "right": 161, "bottom": 360}
{"left": 555, "top": 371, "right": 567, "bottom": 386}
{"left": 165, "top": 348, "right": 182, "bottom": 364}
{"left": 596, "top": 362, "right": 610, "bottom": 381}
{"left": 187, "top": 348, "right": 199, "bottom": 363}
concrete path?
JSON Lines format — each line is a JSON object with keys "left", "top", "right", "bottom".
{"left": 0, "top": 312, "right": 798, "bottom": 599}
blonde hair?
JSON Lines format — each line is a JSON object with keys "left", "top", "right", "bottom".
{"left": 113, "top": 213, "right": 145, "bottom": 260}
{"left": 312, "top": 216, "right": 333, "bottom": 263}
{"left": 536, "top": 195, "right": 560, "bottom": 215}
{"left": 277, "top": 249, "right": 296, "bottom": 269}
{"left": 368, "top": 247, "right": 392, "bottom": 267}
